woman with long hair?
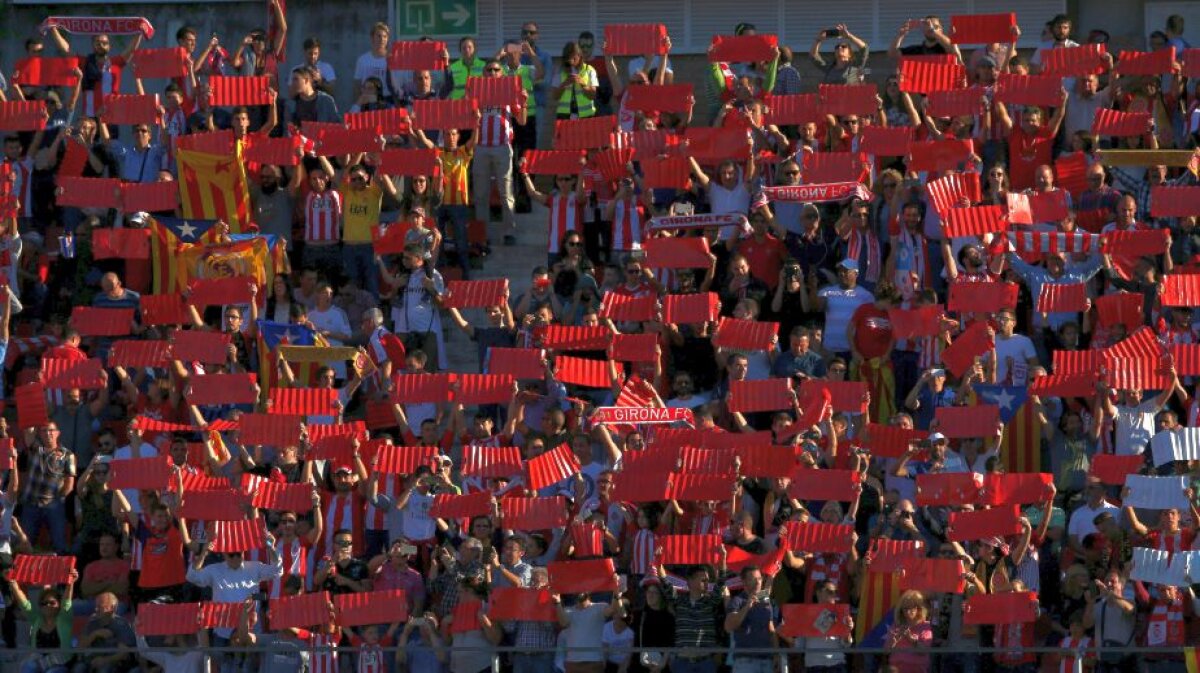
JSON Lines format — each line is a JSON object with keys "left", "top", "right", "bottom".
{"left": 10, "top": 568, "right": 79, "bottom": 673}
{"left": 264, "top": 273, "right": 293, "bottom": 323}
{"left": 885, "top": 589, "right": 933, "bottom": 673}
{"left": 553, "top": 42, "right": 600, "bottom": 120}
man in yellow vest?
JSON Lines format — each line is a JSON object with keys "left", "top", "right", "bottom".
{"left": 497, "top": 40, "right": 543, "bottom": 212}
{"left": 552, "top": 41, "right": 598, "bottom": 120}
{"left": 446, "top": 36, "right": 484, "bottom": 100}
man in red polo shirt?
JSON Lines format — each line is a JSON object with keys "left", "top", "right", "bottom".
{"left": 736, "top": 208, "right": 787, "bottom": 290}
{"left": 998, "top": 88, "right": 1068, "bottom": 191}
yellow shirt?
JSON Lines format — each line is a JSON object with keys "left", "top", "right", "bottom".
{"left": 340, "top": 183, "right": 383, "bottom": 243}
{"left": 440, "top": 146, "right": 473, "bottom": 206}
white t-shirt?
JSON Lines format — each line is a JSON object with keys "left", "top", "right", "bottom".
{"left": 601, "top": 621, "right": 635, "bottom": 665}
{"left": 308, "top": 304, "right": 352, "bottom": 378}
{"left": 1067, "top": 499, "right": 1119, "bottom": 541}
{"left": 565, "top": 603, "right": 609, "bottom": 663}
{"left": 353, "top": 52, "right": 388, "bottom": 84}
{"left": 400, "top": 489, "right": 436, "bottom": 541}
{"left": 817, "top": 286, "right": 874, "bottom": 352}
{"left": 1114, "top": 400, "right": 1159, "bottom": 456}
{"left": 990, "top": 334, "right": 1037, "bottom": 384}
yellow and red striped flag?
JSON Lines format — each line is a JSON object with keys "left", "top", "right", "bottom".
{"left": 176, "top": 144, "right": 251, "bottom": 232}
{"left": 1185, "top": 647, "right": 1199, "bottom": 673}
{"left": 856, "top": 569, "right": 901, "bottom": 646}
{"left": 1000, "top": 400, "right": 1044, "bottom": 475}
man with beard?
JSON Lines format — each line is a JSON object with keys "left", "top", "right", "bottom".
{"left": 252, "top": 164, "right": 294, "bottom": 250}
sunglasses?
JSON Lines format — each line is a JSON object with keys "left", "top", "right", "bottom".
{"left": 334, "top": 539, "right": 353, "bottom": 548}
{"left": 486, "top": 68, "right": 502, "bottom": 73}
{"left": 566, "top": 241, "right": 582, "bottom": 247}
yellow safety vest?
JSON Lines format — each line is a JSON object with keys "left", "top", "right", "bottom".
{"left": 448, "top": 58, "right": 485, "bottom": 100}
{"left": 555, "top": 63, "right": 596, "bottom": 118}
{"left": 505, "top": 63, "right": 537, "bottom": 117}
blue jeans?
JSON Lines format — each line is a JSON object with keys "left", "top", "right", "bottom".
{"left": 439, "top": 205, "right": 471, "bottom": 277}
{"left": 20, "top": 500, "right": 67, "bottom": 552}
{"left": 342, "top": 243, "right": 378, "bottom": 295}
{"left": 731, "top": 657, "right": 775, "bottom": 673}
{"left": 670, "top": 657, "right": 716, "bottom": 673}
{"left": 891, "top": 350, "right": 920, "bottom": 410}
{"left": 512, "top": 652, "right": 556, "bottom": 673}
{"left": 21, "top": 663, "right": 68, "bottom": 673}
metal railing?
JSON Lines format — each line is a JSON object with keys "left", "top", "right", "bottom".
{"left": 15, "top": 644, "right": 1197, "bottom": 655}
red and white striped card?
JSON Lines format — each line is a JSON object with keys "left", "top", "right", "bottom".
{"left": 208, "top": 76, "right": 272, "bottom": 106}
{"left": 525, "top": 444, "right": 580, "bottom": 490}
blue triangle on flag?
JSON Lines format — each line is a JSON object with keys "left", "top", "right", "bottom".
{"left": 154, "top": 216, "right": 219, "bottom": 244}
{"left": 256, "top": 320, "right": 316, "bottom": 351}
{"left": 973, "top": 384, "right": 1029, "bottom": 424}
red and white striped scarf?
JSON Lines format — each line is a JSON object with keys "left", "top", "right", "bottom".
{"left": 846, "top": 228, "right": 881, "bottom": 283}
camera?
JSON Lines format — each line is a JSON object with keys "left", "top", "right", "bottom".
{"left": 784, "top": 263, "right": 802, "bottom": 280}
{"left": 825, "top": 29, "right": 843, "bottom": 38}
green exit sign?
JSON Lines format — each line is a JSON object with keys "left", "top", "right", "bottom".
{"left": 395, "top": 0, "right": 476, "bottom": 37}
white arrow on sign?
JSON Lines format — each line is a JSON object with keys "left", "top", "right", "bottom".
{"left": 442, "top": 2, "right": 471, "bottom": 28}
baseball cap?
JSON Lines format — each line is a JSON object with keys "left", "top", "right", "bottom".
{"left": 334, "top": 465, "right": 354, "bottom": 475}
{"left": 928, "top": 432, "right": 947, "bottom": 443}
{"left": 976, "top": 55, "right": 998, "bottom": 69}
{"left": 837, "top": 258, "right": 859, "bottom": 271}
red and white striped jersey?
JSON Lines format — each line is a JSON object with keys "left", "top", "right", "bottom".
{"left": 366, "top": 473, "right": 404, "bottom": 530}
{"left": 611, "top": 197, "right": 645, "bottom": 252}
{"left": 83, "top": 56, "right": 126, "bottom": 119}
{"left": 323, "top": 492, "right": 359, "bottom": 553}
{"left": 5, "top": 158, "right": 33, "bottom": 218}
{"left": 1146, "top": 528, "right": 1197, "bottom": 555}
{"left": 270, "top": 536, "right": 312, "bottom": 597}
{"left": 916, "top": 334, "right": 946, "bottom": 370}
{"left": 629, "top": 528, "right": 656, "bottom": 575}
{"left": 355, "top": 641, "right": 388, "bottom": 673}
{"left": 304, "top": 631, "right": 340, "bottom": 673}
{"left": 305, "top": 189, "right": 343, "bottom": 243}
{"left": 547, "top": 193, "right": 582, "bottom": 255}
{"left": 478, "top": 107, "right": 514, "bottom": 147}
{"left": 1146, "top": 598, "right": 1186, "bottom": 646}
{"left": 1058, "top": 635, "right": 1093, "bottom": 673}
{"left": 128, "top": 513, "right": 151, "bottom": 570}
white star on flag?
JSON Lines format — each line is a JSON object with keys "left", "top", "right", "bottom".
{"left": 989, "top": 388, "right": 1015, "bottom": 410}
{"left": 176, "top": 221, "right": 197, "bottom": 240}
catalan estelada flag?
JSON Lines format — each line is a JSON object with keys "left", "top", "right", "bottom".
{"left": 176, "top": 144, "right": 251, "bottom": 232}
{"left": 1185, "top": 647, "right": 1199, "bottom": 673}
{"left": 974, "top": 384, "right": 1042, "bottom": 474}
{"left": 856, "top": 569, "right": 900, "bottom": 647}
{"left": 148, "top": 216, "right": 219, "bottom": 294}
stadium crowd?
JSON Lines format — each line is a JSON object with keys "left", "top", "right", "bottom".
{"left": 3, "top": 5, "right": 1200, "bottom": 673}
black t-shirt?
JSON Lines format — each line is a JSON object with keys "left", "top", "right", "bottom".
{"left": 899, "top": 43, "right": 949, "bottom": 56}
{"left": 323, "top": 557, "right": 370, "bottom": 595}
